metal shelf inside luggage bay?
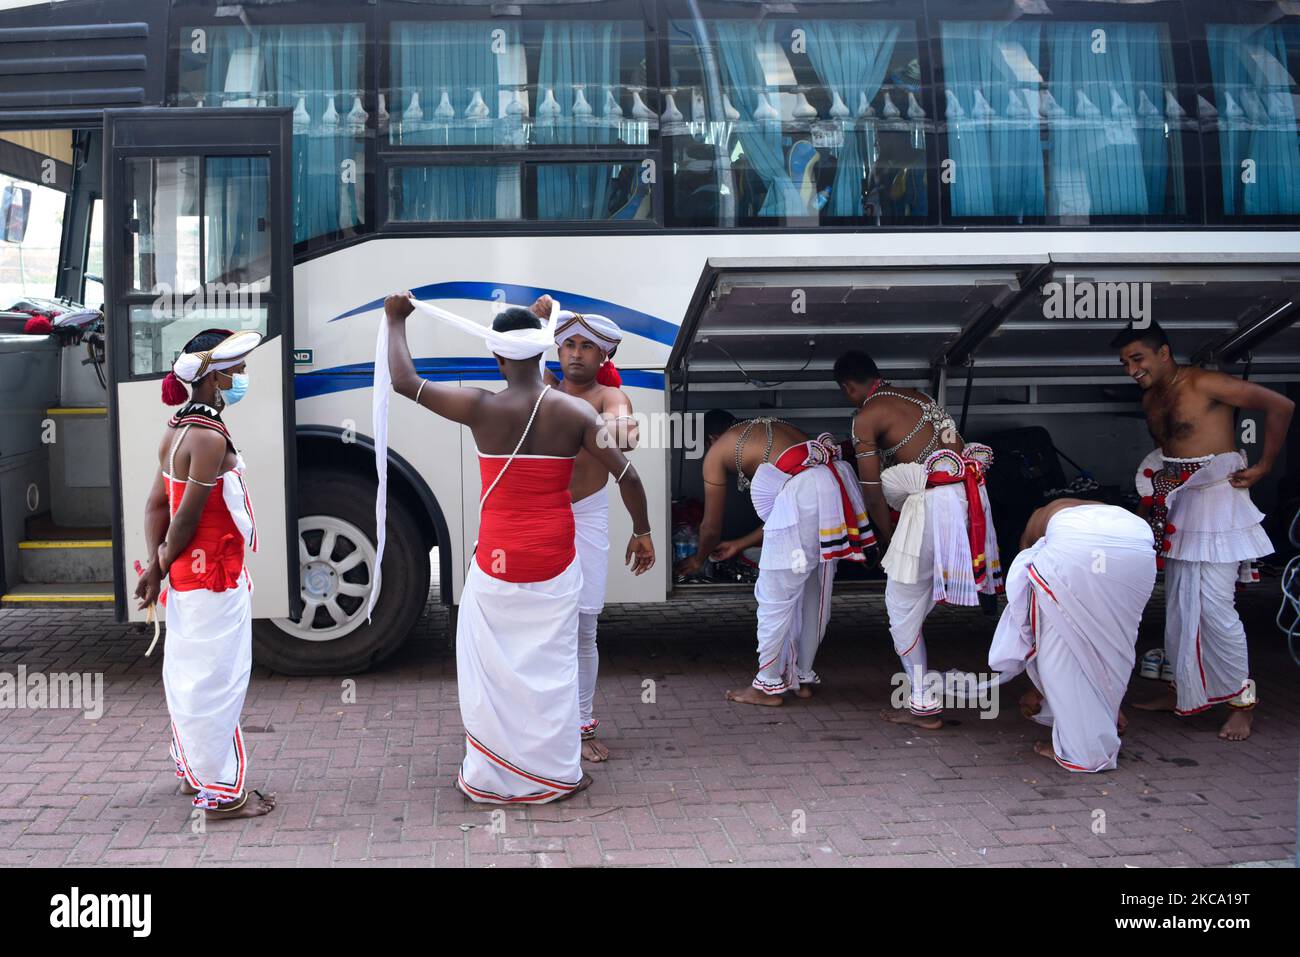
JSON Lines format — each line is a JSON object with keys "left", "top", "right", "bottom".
{"left": 666, "top": 253, "right": 1300, "bottom": 593}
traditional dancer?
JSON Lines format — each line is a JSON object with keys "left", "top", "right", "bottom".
{"left": 991, "top": 500, "right": 1156, "bottom": 771}
{"left": 378, "top": 293, "right": 654, "bottom": 803}
{"left": 133, "top": 328, "right": 275, "bottom": 819}
{"left": 834, "top": 350, "right": 1002, "bottom": 729}
{"left": 531, "top": 296, "right": 636, "bottom": 762}
{"left": 675, "top": 411, "right": 872, "bottom": 705}
{"left": 1116, "top": 321, "right": 1291, "bottom": 741}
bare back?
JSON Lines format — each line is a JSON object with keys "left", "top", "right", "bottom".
{"left": 706, "top": 418, "right": 809, "bottom": 482}
{"left": 1141, "top": 367, "right": 1235, "bottom": 458}
{"left": 157, "top": 424, "right": 237, "bottom": 482}
{"left": 470, "top": 385, "right": 597, "bottom": 457}
{"left": 853, "top": 386, "right": 964, "bottom": 467}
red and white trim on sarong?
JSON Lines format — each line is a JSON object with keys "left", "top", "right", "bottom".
{"left": 991, "top": 504, "right": 1155, "bottom": 773}
{"left": 457, "top": 731, "right": 583, "bottom": 803}
{"left": 171, "top": 722, "right": 247, "bottom": 808}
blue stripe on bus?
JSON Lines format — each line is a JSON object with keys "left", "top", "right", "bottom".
{"left": 328, "top": 281, "right": 679, "bottom": 347}
{"left": 295, "top": 359, "right": 665, "bottom": 400}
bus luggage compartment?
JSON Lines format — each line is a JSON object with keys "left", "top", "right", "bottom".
{"left": 665, "top": 253, "right": 1300, "bottom": 588}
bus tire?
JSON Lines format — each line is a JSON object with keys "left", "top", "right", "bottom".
{"left": 252, "top": 467, "right": 430, "bottom": 675}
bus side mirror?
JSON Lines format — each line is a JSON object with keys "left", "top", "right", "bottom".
{"left": 1, "top": 184, "right": 31, "bottom": 244}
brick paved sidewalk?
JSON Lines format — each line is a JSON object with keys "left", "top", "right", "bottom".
{"left": 0, "top": 582, "right": 1296, "bottom": 867}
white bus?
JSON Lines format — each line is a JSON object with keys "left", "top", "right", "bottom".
{"left": 2, "top": 0, "right": 1299, "bottom": 674}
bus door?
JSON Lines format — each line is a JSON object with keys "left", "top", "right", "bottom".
{"left": 102, "top": 108, "right": 299, "bottom": 622}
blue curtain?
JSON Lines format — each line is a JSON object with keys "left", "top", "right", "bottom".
{"left": 205, "top": 156, "right": 270, "bottom": 287}
{"left": 1046, "top": 22, "right": 1174, "bottom": 216}
{"left": 940, "top": 21, "right": 1044, "bottom": 219}
{"left": 710, "top": 20, "right": 806, "bottom": 219}
{"left": 535, "top": 22, "right": 623, "bottom": 219}
{"left": 197, "top": 24, "right": 364, "bottom": 245}
{"left": 800, "top": 20, "right": 900, "bottom": 218}
{"left": 1207, "top": 24, "right": 1300, "bottom": 215}
{"left": 390, "top": 21, "right": 518, "bottom": 221}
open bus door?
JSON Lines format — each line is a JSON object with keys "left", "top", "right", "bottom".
{"left": 103, "top": 108, "right": 299, "bottom": 622}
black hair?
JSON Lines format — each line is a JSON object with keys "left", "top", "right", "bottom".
{"left": 1110, "top": 320, "right": 1171, "bottom": 353}
{"left": 492, "top": 307, "right": 542, "bottom": 334}
{"left": 833, "top": 350, "right": 881, "bottom": 385}
{"left": 703, "top": 408, "right": 737, "bottom": 438}
{"left": 182, "top": 327, "right": 235, "bottom": 354}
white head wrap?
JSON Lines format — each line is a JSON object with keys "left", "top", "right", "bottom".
{"left": 171, "top": 330, "right": 263, "bottom": 382}
{"left": 554, "top": 311, "right": 623, "bottom": 355}
{"left": 409, "top": 296, "right": 559, "bottom": 361}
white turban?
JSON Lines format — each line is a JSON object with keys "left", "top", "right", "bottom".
{"left": 171, "top": 330, "right": 263, "bottom": 382}
{"left": 554, "top": 311, "right": 622, "bottom": 355}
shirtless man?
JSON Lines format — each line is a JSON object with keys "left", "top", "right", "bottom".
{"left": 1116, "top": 321, "right": 1291, "bottom": 741}
{"left": 530, "top": 295, "right": 638, "bottom": 762}
{"left": 675, "top": 410, "right": 871, "bottom": 705}
{"left": 835, "top": 350, "right": 1002, "bottom": 729}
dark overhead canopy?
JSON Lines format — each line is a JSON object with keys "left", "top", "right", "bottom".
{"left": 670, "top": 253, "right": 1300, "bottom": 385}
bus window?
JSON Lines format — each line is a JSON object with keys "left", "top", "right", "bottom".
{"left": 939, "top": 18, "right": 1188, "bottom": 223}
{"left": 0, "top": 174, "right": 65, "bottom": 304}
{"left": 1205, "top": 22, "right": 1300, "bottom": 217}
{"left": 386, "top": 17, "right": 651, "bottom": 223}
{"left": 172, "top": 21, "right": 366, "bottom": 248}
{"left": 386, "top": 161, "right": 654, "bottom": 223}
{"left": 84, "top": 198, "right": 104, "bottom": 309}
{"left": 123, "top": 155, "right": 269, "bottom": 377}
{"left": 666, "top": 15, "right": 929, "bottom": 227}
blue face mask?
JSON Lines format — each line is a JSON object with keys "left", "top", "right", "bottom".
{"left": 219, "top": 372, "right": 249, "bottom": 406}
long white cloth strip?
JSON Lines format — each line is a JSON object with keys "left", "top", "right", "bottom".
{"left": 369, "top": 297, "right": 561, "bottom": 622}
{"left": 410, "top": 296, "right": 560, "bottom": 361}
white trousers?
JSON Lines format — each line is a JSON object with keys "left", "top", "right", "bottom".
{"left": 1165, "top": 559, "right": 1253, "bottom": 714}
{"left": 752, "top": 561, "right": 834, "bottom": 694}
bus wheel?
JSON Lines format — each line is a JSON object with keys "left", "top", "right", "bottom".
{"left": 252, "top": 468, "right": 430, "bottom": 675}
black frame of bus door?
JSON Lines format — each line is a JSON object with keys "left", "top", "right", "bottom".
{"left": 102, "top": 107, "right": 300, "bottom": 622}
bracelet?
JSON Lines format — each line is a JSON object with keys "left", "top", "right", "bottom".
{"left": 703, "top": 478, "right": 727, "bottom": 486}
{"left": 616, "top": 461, "right": 631, "bottom": 482}
{"left": 632, "top": 530, "right": 652, "bottom": 538}
{"left": 415, "top": 379, "right": 428, "bottom": 404}
{"left": 859, "top": 480, "right": 882, "bottom": 486}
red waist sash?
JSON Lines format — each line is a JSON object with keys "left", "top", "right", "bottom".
{"left": 477, "top": 455, "right": 576, "bottom": 582}
{"left": 924, "top": 462, "right": 989, "bottom": 587}
{"left": 772, "top": 435, "right": 872, "bottom": 562}
{"left": 164, "top": 475, "right": 245, "bottom": 592}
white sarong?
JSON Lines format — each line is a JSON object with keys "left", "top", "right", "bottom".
{"left": 456, "top": 557, "right": 584, "bottom": 804}
{"left": 572, "top": 487, "right": 609, "bottom": 738}
{"left": 164, "top": 570, "right": 253, "bottom": 805}
{"left": 989, "top": 504, "right": 1155, "bottom": 772}
{"left": 749, "top": 462, "right": 861, "bottom": 693}
{"left": 1161, "top": 452, "right": 1270, "bottom": 714}
{"left": 573, "top": 488, "right": 609, "bottom": 616}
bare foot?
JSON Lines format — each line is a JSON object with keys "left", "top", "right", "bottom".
{"left": 1020, "top": 689, "right": 1044, "bottom": 721}
{"left": 205, "top": 789, "right": 276, "bottom": 820}
{"left": 555, "top": 773, "right": 594, "bottom": 802}
{"left": 879, "top": 708, "right": 943, "bottom": 731}
{"left": 794, "top": 685, "right": 813, "bottom": 699}
{"left": 1219, "top": 709, "right": 1253, "bottom": 741}
{"left": 1033, "top": 740, "right": 1058, "bottom": 762}
{"left": 726, "top": 687, "right": 784, "bottom": 707}
{"left": 582, "top": 739, "right": 610, "bottom": 762}
{"left": 1117, "top": 709, "right": 1128, "bottom": 736}
{"left": 1131, "top": 686, "right": 1178, "bottom": 712}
